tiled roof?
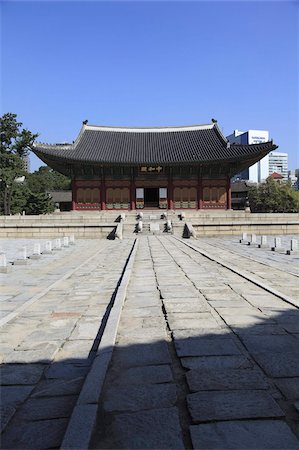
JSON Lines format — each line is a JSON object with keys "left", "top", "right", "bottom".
{"left": 33, "top": 122, "right": 277, "bottom": 166}
{"left": 231, "top": 181, "right": 250, "bottom": 193}
{"left": 47, "top": 191, "right": 72, "bottom": 202}
{"left": 270, "top": 172, "right": 283, "bottom": 179}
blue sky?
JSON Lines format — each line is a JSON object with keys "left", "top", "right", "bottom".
{"left": 1, "top": 0, "right": 298, "bottom": 171}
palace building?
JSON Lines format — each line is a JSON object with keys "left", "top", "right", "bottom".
{"left": 33, "top": 120, "right": 277, "bottom": 211}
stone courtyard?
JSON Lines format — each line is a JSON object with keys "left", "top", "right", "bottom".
{"left": 1, "top": 234, "right": 299, "bottom": 449}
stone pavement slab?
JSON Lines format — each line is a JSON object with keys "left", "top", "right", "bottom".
{"left": 274, "top": 378, "right": 299, "bottom": 400}
{"left": 17, "top": 395, "right": 77, "bottom": 420}
{"left": 31, "top": 378, "right": 84, "bottom": 398}
{"left": 45, "top": 362, "right": 90, "bottom": 379}
{"left": 232, "top": 324, "right": 287, "bottom": 335}
{"left": 0, "top": 364, "right": 45, "bottom": 385}
{"left": 160, "top": 289, "right": 197, "bottom": 298}
{"left": 1, "top": 385, "right": 34, "bottom": 409}
{"left": 186, "top": 368, "right": 268, "bottom": 391}
{"left": 92, "top": 407, "right": 185, "bottom": 450}
{"left": 125, "top": 297, "right": 161, "bottom": 308}
{"left": 280, "top": 323, "right": 299, "bottom": 333}
{"left": 181, "top": 355, "right": 253, "bottom": 371}
{"left": 18, "top": 326, "right": 74, "bottom": 342}
{"left": 214, "top": 306, "right": 257, "bottom": 315}
{"left": 221, "top": 314, "right": 274, "bottom": 326}
{"left": 202, "top": 292, "right": 242, "bottom": 302}
{"left": 190, "top": 420, "right": 299, "bottom": 450}
{"left": 119, "top": 315, "right": 166, "bottom": 329}
{"left": 15, "top": 332, "right": 66, "bottom": 355}
{"left": 174, "top": 336, "right": 241, "bottom": 357}
{"left": 187, "top": 390, "right": 285, "bottom": 422}
{"left": 167, "top": 312, "right": 215, "bottom": 320}
{"left": 69, "top": 317, "right": 101, "bottom": 340}
{"left": 162, "top": 296, "right": 206, "bottom": 303}
{"left": 1, "top": 406, "right": 16, "bottom": 433}
{"left": 241, "top": 335, "right": 299, "bottom": 353}
{"left": 252, "top": 351, "right": 299, "bottom": 377}
{"left": 164, "top": 302, "right": 210, "bottom": 313}
{"left": 243, "top": 294, "right": 287, "bottom": 308}
{"left": 103, "top": 383, "right": 177, "bottom": 412}
{"left": 3, "top": 344, "right": 59, "bottom": 363}
{"left": 117, "top": 328, "right": 167, "bottom": 344}
{"left": 208, "top": 299, "right": 249, "bottom": 308}
{"left": 53, "top": 339, "right": 94, "bottom": 362}
{"left": 114, "top": 365, "right": 173, "bottom": 385}
{"left": 112, "top": 341, "right": 171, "bottom": 369}
{"left": 173, "top": 327, "right": 231, "bottom": 339}
{"left": 1, "top": 418, "right": 69, "bottom": 449}
{"left": 168, "top": 316, "right": 220, "bottom": 330}
{"left": 121, "top": 306, "right": 162, "bottom": 318}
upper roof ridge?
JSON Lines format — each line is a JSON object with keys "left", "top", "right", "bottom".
{"left": 83, "top": 123, "right": 214, "bottom": 133}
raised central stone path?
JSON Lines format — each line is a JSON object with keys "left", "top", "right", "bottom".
{"left": 1, "top": 235, "right": 299, "bottom": 449}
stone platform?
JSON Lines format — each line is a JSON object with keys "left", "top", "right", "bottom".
{"left": 0, "top": 210, "right": 299, "bottom": 238}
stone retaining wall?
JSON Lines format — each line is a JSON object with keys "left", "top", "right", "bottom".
{"left": 0, "top": 224, "right": 116, "bottom": 239}
{"left": 1, "top": 212, "right": 298, "bottom": 238}
{"left": 177, "top": 219, "right": 299, "bottom": 236}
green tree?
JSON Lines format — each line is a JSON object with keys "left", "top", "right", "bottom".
{"left": 24, "top": 191, "right": 54, "bottom": 215}
{"left": 248, "top": 177, "right": 299, "bottom": 213}
{"left": 27, "top": 166, "right": 71, "bottom": 194}
{"left": 10, "top": 182, "right": 30, "bottom": 215}
{"left": 0, "top": 113, "right": 38, "bottom": 214}
{"left": 0, "top": 152, "right": 25, "bottom": 214}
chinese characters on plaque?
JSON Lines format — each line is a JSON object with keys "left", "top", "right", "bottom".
{"left": 140, "top": 166, "right": 163, "bottom": 173}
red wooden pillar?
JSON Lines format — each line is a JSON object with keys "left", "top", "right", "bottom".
{"left": 226, "top": 176, "right": 232, "bottom": 210}
{"left": 198, "top": 178, "right": 203, "bottom": 210}
{"left": 130, "top": 180, "right": 136, "bottom": 210}
{"left": 168, "top": 179, "right": 174, "bottom": 210}
{"left": 101, "top": 180, "right": 106, "bottom": 210}
{"left": 71, "top": 180, "right": 76, "bottom": 210}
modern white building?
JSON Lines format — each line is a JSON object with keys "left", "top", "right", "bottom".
{"left": 22, "top": 154, "right": 30, "bottom": 173}
{"left": 269, "top": 152, "right": 288, "bottom": 182}
{"left": 226, "top": 130, "right": 270, "bottom": 183}
{"left": 288, "top": 170, "right": 298, "bottom": 190}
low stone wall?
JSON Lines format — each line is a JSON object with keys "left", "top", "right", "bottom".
{"left": 189, "top": 224, "right": 299, "bottom": 236}
{"left": 0, "top": 213, "right": 120, "bottom": 239}
{"left": 183, "top": 214, "right": 299, "bottom": 236}
{"left": 0, "top": 223, "right": 117, "bottom": 239}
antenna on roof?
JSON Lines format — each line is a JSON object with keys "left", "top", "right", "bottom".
{"left": 82, "top": 119, "right": 88, "bottom": 125}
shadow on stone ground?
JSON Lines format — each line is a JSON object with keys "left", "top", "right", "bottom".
{"left": 1, "top": 308, "right": 299, "bottom": 449}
